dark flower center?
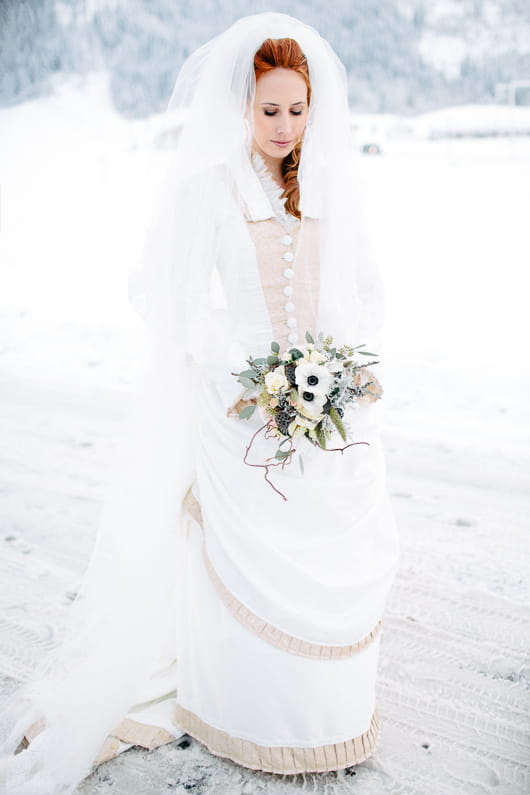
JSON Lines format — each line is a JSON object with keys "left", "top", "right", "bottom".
{"left": 307, "top": 375, "right": 319, "bottom": 386}
{"left": 302, "top": 391, "right": 314, "bottom": 402}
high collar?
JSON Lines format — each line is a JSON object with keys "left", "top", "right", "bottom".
{"left": 234, "top": 149, "right": 296, "bottom": 227}
{"left": 234, "top": 147, "right": 320, "bottom": 223}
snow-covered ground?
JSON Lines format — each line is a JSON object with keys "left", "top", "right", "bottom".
{"left": 1, "top": 75, "right": 529, "bottom": 794}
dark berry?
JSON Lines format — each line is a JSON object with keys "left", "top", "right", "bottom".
{"left": 284, "top": 363, "right": 297, "bottom": 386}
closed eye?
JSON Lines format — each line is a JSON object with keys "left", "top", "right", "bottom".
{"left": 264, "top": 109, "right": 303, "bottom": 117}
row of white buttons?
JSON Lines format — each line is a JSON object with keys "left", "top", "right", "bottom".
{"left": 280, "top": 234, "right": 298, "bottom": 344}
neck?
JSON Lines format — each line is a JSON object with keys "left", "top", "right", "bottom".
{"left": 252, "top": 148, "right": 285, "bottom": 190}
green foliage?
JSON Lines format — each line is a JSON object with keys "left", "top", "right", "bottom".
{"left": 315, "top": 422, "right": 327, "bottom": 449}
{"left": 329, "top": 407, "right": 347, "bottom": 441}
{"left": 289, "top": 348, "right": 304, "bottom": 361}
{"left": 238, "top": 375, "right": 256, "bottom": 391}
{"left": 239, "top": 403, "right": 256, "bottom": 420}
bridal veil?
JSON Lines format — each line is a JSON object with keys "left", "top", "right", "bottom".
{"left": 0, "top": 12, "right": 386, "bottom": 793}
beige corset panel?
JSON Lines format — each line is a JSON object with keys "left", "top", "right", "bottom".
{"left": 245, "top": 216, "right": 320, "bottom": 352}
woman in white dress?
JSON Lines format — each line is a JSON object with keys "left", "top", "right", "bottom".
{"left": 0, "top": 12, "right": 400, "bottom": 791}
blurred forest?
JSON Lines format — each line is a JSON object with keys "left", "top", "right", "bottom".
{"left": 1, "top": 0, "right": 529, "bottom": 116}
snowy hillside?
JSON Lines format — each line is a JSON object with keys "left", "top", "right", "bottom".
{"left": 1, "top": 0, "right": 530, "bottom": 115}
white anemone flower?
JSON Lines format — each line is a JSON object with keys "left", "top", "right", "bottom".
{"left": 295, "top": 361, "right": 332, "bottom": 396}
{"left": 295, "top": 390, "right": 326, "bottom": 420}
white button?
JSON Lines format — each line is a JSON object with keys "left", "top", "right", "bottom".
{"left": 283, "top": 268, "right": 294, "bottom": 279}
{"left": 283, "top": 285, "right": 293, "bottom": 296}
{"left": 286, "top": 317, "right": 297, "bottom": 328}
{"left": 288, "top": 332, "right": 298, "bottom": 343}
{"left": 282, "top": 251, "right": 294, "bottom": 262}
{"left": 281, "top": 234, "right": 293, "bottom": 246}
{"left": 285, "top": 302, "right": 295, "bottom": 312}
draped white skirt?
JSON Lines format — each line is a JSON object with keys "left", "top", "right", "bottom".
{"left": 81, "top": 374, "right": 400, "bottom": 774}
{"left": 167, "top": 373, "right": 400, "bottom": 773}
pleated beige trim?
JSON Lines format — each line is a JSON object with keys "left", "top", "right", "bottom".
{"left": 182, "top": 487, "right": 383, "bottom": 659}
{"left": 174, "top": 702, "right": 380, "bottom": 774}
{"left": 19, "top": 715, "right": 177, "bottom": 767}
{"left": 109, "top": 717, "right": 177, "bottom": 750}
{"left": 92, "top": 717, "right": 178, "bottom": 765}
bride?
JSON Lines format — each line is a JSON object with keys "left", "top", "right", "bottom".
{"left": 0, "top": 12, "right": 400, "bottom": 792}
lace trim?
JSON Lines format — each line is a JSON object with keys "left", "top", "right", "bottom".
{"left": 251, "top": 151, "right": 298, "bottom": 231}
{"left": 183, "top": 488, "right": 383, "bottom": 659}
{"left": 174, "top": 703, "right": 380, "bottom": 774}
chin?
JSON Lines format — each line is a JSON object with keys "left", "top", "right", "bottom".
{"left": 264, "top": 144, "right": 295, "bottom": 159}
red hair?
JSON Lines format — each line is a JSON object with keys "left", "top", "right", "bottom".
{"left": 253, "top": 38, "right": 311, "bottom": 219}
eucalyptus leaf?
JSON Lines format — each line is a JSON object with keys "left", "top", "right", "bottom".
{"left": 305, "top": 331, "right": 314, "bottom": 344}
{"left": 238, "top": 375, "right": 256, "bottom": 390}
{"left": 290, "top": 348, "right": 304, "bottom": 360}
{"left": 267, "top": 354, "right": 279, "bottom": 366}
{"left": 253, "top": 357, "right": 267, "bottom": 366}
{"left": 358, "top": 350, "right": 377, "bottom": 356}
{"left": 271, "top": 341, "right": 280, "bottom": 354}
{"left": 239, "top": 404, "right": 256, "bottom": 420}
{"left": 238, "top": 369, "right": 256, "bottom": 380}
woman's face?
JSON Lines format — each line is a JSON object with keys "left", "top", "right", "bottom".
{"left": 251, "top": 67, "right": 309, "bottom": 161}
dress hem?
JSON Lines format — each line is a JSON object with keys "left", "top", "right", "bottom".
{"left": 173, "top": 702, "right": 380, "bottom": 774}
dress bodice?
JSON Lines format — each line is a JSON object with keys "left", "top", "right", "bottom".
{"left": 244, "top": 153, "right": 320, "bottom": 352}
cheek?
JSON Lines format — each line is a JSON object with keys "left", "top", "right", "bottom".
{"left": 253, "top": 112, "right": 268, "bottom": 140}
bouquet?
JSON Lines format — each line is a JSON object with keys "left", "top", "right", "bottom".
{"left": 232, "top": 331, "right": 382, "bottom": 499}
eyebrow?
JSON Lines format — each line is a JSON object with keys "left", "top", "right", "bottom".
{"left": 259, "top": 101, "right": 306, "bottom": 106}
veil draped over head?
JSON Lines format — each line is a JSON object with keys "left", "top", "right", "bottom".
{"left": 0, "top": 12, "right": 385, "bottom": 794}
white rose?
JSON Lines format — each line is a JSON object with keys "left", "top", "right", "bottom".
{"left": 264, "top": 367, "right": 288, "bottom": 395}
{"left": 304, "top": 349, "right": 327, "bottom": 364}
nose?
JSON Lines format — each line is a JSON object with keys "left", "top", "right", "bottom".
{"left": 276, "top": 113, "right": 293, "bottom": 137}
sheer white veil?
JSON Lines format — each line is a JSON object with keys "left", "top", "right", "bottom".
{"left": 0, "top": 12, "right": 385, "bottom": 794}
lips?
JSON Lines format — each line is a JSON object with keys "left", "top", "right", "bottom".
{"left": 272, "top": 140, "right": 292, "bottom": 147}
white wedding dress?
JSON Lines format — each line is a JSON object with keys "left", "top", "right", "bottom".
{"left": 22, "top": 152, "right": 400, "bottom": 776}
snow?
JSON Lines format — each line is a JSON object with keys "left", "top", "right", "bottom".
{"left": 1, "top": 75, "right": 529, "bottom": 793}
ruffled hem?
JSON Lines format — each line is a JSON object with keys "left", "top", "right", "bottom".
{"left": 174, "top": 702, "right": 380, "bottom": 774}
{"left": 19, "top": 715, "right": 179, "bottom": 767}
{"left": 183, "top": 487, "right": 383, "bottom": 659}
{"left": 93, "top": 717, "right": 178, "bottom": 764}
